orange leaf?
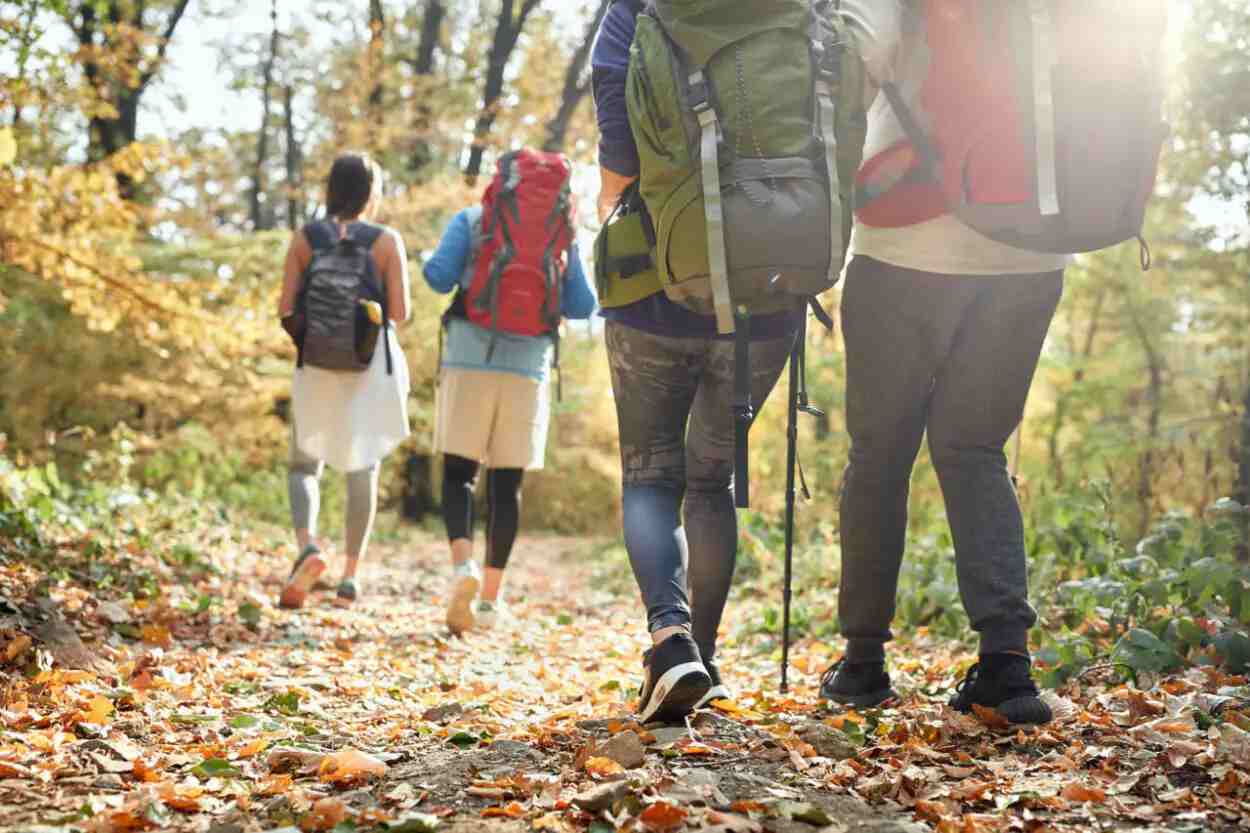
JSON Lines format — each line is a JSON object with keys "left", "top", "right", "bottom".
{"left": 318, "top": 748, "right": 388, "bottom": 785}
{"left": 482, "top": 802, "right": 527, "bottom": 819}
{"left": 158, "top": 782, "right": 203, "bottom": 813}
{"left": 237, "top": 738, "right": 269, "bottom": 758}
{"left": 132, "top": 758, "right": 162, "bottom": 783}
{"left": 0, "top": 760, "right": 33, "bottom": 779}
{"left": 1061, "top": 784, "right": 1107, "bottom": 803}
{"left": 728, "top": 800, "right": 768, "bottom": 815}
{"left": 140, "top": 624, "right": 172, "bottom": 648}
{"left": 914, "top": 800, "right": 947, "bottom": 823}
{"left": 584, "top": 756, "right": 625, "bottom": 778}
{"left": 79, "top": 695, "right": 114, "bottom": 725}
{"left": 639, "top": 801, "right": 687, "bottom": 832}
{"left": 301, "top": 797, "right": 349, "bottom": 832}
{"left": 3, "top": 634, "right": 31, "bottom": 663}
{"left": 258, "top": 774, "right": 293, "bottom": 796}
{"left": 970, "top": 704, "right": 1010, "bottom": 730}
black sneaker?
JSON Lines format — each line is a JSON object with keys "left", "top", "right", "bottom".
{"left": 949, "top": 654, "right": 1052, "bottom": 725}
{"left": 694, "top": 658, "right": 731, "bottom": 709}
{"left": 819, "top": 658, "right": 897, "bottom": 708}
{"left": 638, "top": 633, "right": 711, "bottom": 724}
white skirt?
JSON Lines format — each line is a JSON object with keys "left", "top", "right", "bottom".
{"left": 291, "top": 328, "right": 410, "bottom": 472}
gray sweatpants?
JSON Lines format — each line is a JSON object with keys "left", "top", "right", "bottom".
{"left": 288, "top": 432, "right": 380, "bottom": 558}
{"left": 838, "top": 256, "right": 1063, "bottom": 660}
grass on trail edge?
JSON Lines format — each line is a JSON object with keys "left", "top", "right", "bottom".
{"left": 1, "top": 490, "right": 1249, "bottom": 833}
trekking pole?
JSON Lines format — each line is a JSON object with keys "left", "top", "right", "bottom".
{"left": 781, "top": 320, "right": 802, "bottom": 694}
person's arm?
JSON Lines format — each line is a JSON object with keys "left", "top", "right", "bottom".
{"left": 839, "top": 0, "right": 904, "bottom": 99}
{"left": 593, "top": 2, "right": 641, "bottom": 221}
{"left": 422, "top": 209, "right": 473, "bottom": 294}
{"left": 560, "top": 245, "right": 597, "bottom": 320}
{"left": 278, "top": 230, "right": 310, "bottom": 317}
{"left": 379, "top": 230, "right": 412, "bottom": 323}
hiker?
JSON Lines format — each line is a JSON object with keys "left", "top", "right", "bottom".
{"left": 592, "top": 0, "right": 868, "bottom": 722}
{"left": 821, "top": 0, "right": 1166, "bottom": 724}
{"left": 423, "top": 149, "right": 595, "bottom": 634}
{"left": 277, "top": 152, "right": 412, "bottom": 609}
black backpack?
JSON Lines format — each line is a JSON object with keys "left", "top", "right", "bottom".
{"left": 292, "top": 221, "right": 393, "bottom": 375}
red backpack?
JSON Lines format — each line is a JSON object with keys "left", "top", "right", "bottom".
{"left": 855, "top": 0, "right": 1168, "bottom": 260}
{"left": 465, "top": 149, "right": 574, "bottom": 337}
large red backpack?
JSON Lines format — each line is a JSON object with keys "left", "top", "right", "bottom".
{"left": 854, "top": 0, "right": 1168, "bottom": 260}
{"left": 465, "top": 149, "right": 574, "bottom": 338}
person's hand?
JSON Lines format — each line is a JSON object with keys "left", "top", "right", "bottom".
{"left": 598, "top": 168, "right": 638, "bottom": 223}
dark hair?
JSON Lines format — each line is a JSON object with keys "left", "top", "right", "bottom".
{"left": 325, "top": 152, "right": 383, "bottom": 219}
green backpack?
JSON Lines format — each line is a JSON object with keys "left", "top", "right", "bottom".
{"left": 619, "top": 0, "right": 866, "bottom": 335}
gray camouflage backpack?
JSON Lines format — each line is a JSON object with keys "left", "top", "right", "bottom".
{"left": 295, "top": 221, "right": 393, "bottom": 374}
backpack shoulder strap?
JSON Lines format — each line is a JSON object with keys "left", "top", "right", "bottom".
{"left": 346, "top": 221, "right": 386, "bottom": 249}
{"left": 303, "top": 220, "right": 338, "bottom": 252}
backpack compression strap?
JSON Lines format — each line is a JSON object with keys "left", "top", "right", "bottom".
{"left": 688, "top": 69, "right": 736, "bottom": 336}
{"left": 811, "top": 4, "right": 846, "bottom": 286}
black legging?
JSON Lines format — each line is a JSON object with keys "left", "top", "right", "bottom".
{"left": 441, "top": 453, "right": 524, "bottom": 570}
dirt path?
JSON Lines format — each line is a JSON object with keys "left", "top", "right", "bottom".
{"left": 0, "top": 529, "right": 916, "bottom": 833}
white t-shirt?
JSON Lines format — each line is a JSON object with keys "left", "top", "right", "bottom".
{"left": 840, "top": 0, "right": 1071, "bottom": 277}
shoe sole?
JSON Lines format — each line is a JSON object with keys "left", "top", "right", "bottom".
{"left": 639, "top": 662, "right": 712, "bottom": 724}
{"left": 995, "top": 696, "right": 1053, "bottom": 725}
{"left": 694, "top": 683, "right": 732, "bottom": 710}
{"left": 822, "top": 686, "right": 897, "bottom": 709}
{"left": 446, "top": 574, "right": 479, "bottom": 634}
{"left": 279, "top": 554, "right": 326, "bottom": 609}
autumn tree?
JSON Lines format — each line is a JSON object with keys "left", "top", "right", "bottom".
{"left": 542, "top": 0, "right": 609, "bottom": 153}
{"left": 464, "top": 0, "right": 544, "bottom": 182}
{"left": 63, "top": 0, "right": 191, "bottom": 189}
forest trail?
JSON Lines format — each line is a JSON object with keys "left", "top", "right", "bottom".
{"left": 3, "top": 520, "right": 1250, "bottom": 833}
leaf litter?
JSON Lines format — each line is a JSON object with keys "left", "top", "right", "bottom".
{"left": 1, "top": 508, "right": 1249, "bottom": 833}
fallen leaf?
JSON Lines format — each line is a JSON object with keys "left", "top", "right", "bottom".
{"left": 141, "top": 624, "right": 172, "bottom": 648}
{"left": 301, "top": 796, "right": 349, "bottom": 831}
{"left": 584, "top": 756, "right": 625, "bottom": 779}
{"left": 639, "top": 801, "right": 687, "bottom": 832}
{"left": 1061, "top": 784, "right": 1107, "bottom": 803}
{"left": 481, "top": 802, "right": 527, "bottom": 819}
{"left": 258, "top": 773, "right": 293, "bottom": 795}
{"left": 970, "top": 704, "right": 1010, "bottom": 730}
{"left": 79, "top": 695, "right": 114, "bottom": 725}
{"left": 3, "top": 634, "right": 32, "bottom": 663}
{"left": 158, "top": 782, "right": 203, "bottom": 813}
{"left": 318, "top": 747, "right": 388, "bottom": 785}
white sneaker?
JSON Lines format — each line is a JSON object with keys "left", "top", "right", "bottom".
{"left": 446, "top": 561, "right": 481, "bottom": 634}
{"left": 475, "top": 599, "right": 512, "bottom": 630}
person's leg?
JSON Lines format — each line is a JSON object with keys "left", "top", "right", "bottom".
{"left": 289, "top": 433, "right": 324, "bottom": 553}
{"left": 481, "top": 467, "right": 524, "bottom": 602}
{"left": 442, "top": 453, "right": 481, "bottom": 564}
{"left": 683, "top": 331, "right": 794, "bottom": 667}
{"left": 342, "top": 462, "right": 380, "bottom": 581}
{"left": 282, "top": 430, "right": 328, "bottom": 608}
{"left": 926, "top": 272, "right": 1063, "bottom": 660}
{"left": 442, "top": 453, "right": 482, "bottom": 633}
{"left": 836, "top": 257, "right": 968, "bottom": 662}
{"left": 606, "top": 320, "right": 711, "bottom": 722}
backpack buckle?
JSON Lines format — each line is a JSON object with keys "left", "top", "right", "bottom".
{"left": 687, "top": 70, "right": 711, "bottom": 112}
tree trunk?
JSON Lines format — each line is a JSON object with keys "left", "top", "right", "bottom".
{"left": 284, "top": 84, "right": 303, "bottom": 231}
{"left": 369, "top": 0, "right": 386, "bottom": 131}
{"left": 542, "top": 0, "right": 611, "bottom": 153}
{"left": 409, "top": 0, "right": 447, "bottom": 174}
{"left": 1126, "top": 295, "right": 1165, "bottom": 541}
{"left": 464, "top": 0, "right": 543, "bottom": 183}
{"left": 72, "top": 0, "right": 192, "bottom": 193}
{"left": 251, "top": 0, "right": 280, "bottom": 231}
{"left": 1237, "top": 375, "right": 1250, "bottom": 561}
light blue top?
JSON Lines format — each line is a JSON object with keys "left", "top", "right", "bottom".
{"left": 424, "top": 208, "right": 596, "bottom": 382}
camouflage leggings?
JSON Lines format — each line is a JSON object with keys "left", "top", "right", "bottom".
{"left": 605, "top": 321, "right": 794, "bottom": 660}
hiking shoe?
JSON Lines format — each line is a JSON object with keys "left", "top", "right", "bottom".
{"left": 949, "top": 654, "right": 1052, "bottom": 725}
{"left": 446, "top": 560, "right": 481, "bottom": 635}
{"left": 694, "top": 658, "right": 732, "bottom": 709}
{"left": 476, "top": 599, "right": 512, "bottom": 630}
{"left": 638, "top": 632, "right": 711, "bottom": 724}
{"left": 279, "top": 544, "right": 326, "bottom": 609}
{"left": 333, "top": 577, "right": 359, "bottom": 608}
{"left": 819, "top": 658, "right": 897, "bottom": 708}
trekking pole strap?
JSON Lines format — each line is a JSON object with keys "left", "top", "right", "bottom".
{"left": 733, "top": 309, "right": 753, "bottom": 508}
{"left": 689, "top": 70, "right": 735, "bottom": 336}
